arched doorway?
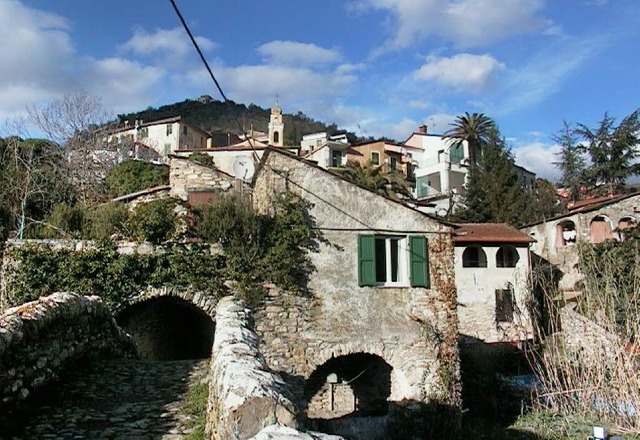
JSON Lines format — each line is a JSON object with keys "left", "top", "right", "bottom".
{"left": 304, "top": 353, "right": 392, "bottom": 420}
{"left": 590, "top": 215, "right": 614, "bottom": 244}
{"left": 555, "top": 220, "right": 577, "bottom": 247}
{"left": 115, "top": 296, "right": 215, "bottom": 361}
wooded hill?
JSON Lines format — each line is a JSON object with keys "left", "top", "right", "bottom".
{"left": 117, "top": 98, "right": 350, "bottom": 145}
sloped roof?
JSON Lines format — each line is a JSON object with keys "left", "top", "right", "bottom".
{"left": 454, "top": 223, "right": 534, "bottom": 244}
{"left": 254, "top": 147, "right": 458, "bottom": 228}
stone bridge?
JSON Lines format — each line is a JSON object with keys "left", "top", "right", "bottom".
{"left": 0, "top": 291, "right": 345, "bottom": 439}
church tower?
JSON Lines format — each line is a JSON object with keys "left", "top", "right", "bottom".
{"left": 268, "top": 100, "right": 284, "bottom": 147}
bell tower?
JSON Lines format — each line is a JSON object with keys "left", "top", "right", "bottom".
{"left": 268, "top": 99, "right": 284, "bottom": 147}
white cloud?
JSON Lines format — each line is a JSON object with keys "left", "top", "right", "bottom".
{"left": 121, "top": 27, "right": 216, "bottom": 58}
{"left": 413, "top": 54, "right": 505, "bottom": 91}
{"left": 83, "top": 58, "right": 164, "bottom": 111}
{"left": 513, "top": 142, "right": 562, "bottom": 182}
{"left": 349, "top": 0, "right": 550, "bottom": 51}
{"left": 424, "top": 113, "right": 458, "bottom": 134}
{"left": 257, "top": 41, "right": 342, "bottom": 66}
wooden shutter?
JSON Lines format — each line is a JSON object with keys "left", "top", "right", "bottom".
{"left": 409, "top": 235, "right": 429, "bottom": 288}
{"left": 358, "top": 235, "right": 376, "bottom": 286}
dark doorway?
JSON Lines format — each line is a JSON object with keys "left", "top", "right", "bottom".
{"left": 116, "top": 297, "right": 215, "bottom": 361}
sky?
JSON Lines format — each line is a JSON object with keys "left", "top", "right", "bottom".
{"left": 2, "top": 0, "right": 639, "bottom": 181}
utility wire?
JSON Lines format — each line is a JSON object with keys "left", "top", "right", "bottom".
{"left": 169, "top": 0, "right": 259, "bottom": 162}
{"left": 167, "top": 0, "right": 448, "bottom": 235}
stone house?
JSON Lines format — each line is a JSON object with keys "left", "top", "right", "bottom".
{"left": 251, "top": 148, "right": 460, "bottom": 437}
{"left": 521, "top": 191, "right": 640, "bottom": 295}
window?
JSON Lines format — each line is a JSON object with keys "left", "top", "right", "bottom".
{"left": 450, "top": 144, "right": 464, "bottom": 164}
{"left": 555, "top": 220, "right": 576, "bottom": 247}
{"left": 590, "top": 215, "right": 614, "bottom": 244}
{"left": 462, "top": 246, "right": 487, "bottom": 268}
{"left": 164, "top": 143, "right": 171, "bottom": 155}
{"left": 416, "top": 176, "right": 429, "bottom": 198}
{"left": 496, "top": 246, "right": 519, "bottom": 268}
{"left": 331, "top": 149, "right": 342, "bottom": 167}
{"left": 183, "top": 126, "right": 188, "bottom": 136}
{"left": 437, "top": 150, "right": 444, "bottom": 163}
{"left": 358, "top": 235, "right": 429, "bottom": 287}
{"left": 389, "top": 156, "right": 397, "bottom": 171}
{"left": 495, "top": 288, "right": 515, "bottom": 322}
{"left": 166, "top": 124, "right": 173, "bottom": 136}
{"left": 273, "top": 131, "right": 280, "bottom": 144}
{"left": 371, "top": 151, "right": 380, "bottom": 166}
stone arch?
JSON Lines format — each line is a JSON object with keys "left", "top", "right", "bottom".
{"left": 305, "top": 344, "right": 416, "bottom": 403}
{"left": 590, "top": 214, "right": 614, "bottom": 244}
{"left": 114, "top": 287, "right": 218, "bottom": 361}
{"left": 304, "top": 353, "right": 392, "bottom": 420}
{"left": 555, "top": 219, "right": 577, "bottom": 247}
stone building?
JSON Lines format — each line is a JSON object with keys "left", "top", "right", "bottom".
{"left": 521, "top": 191, "right": 640, "bottom": 295}
{"left": 251, "top": 148, "right": 461, "bottom": 438}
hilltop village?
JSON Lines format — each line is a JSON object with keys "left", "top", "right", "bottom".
{"left": 1, "top": 95, "right": 640, "bottom": 439}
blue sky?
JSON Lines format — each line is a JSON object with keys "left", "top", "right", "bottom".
{"left": 3, "top": 0, "right": 640, "bottom": 181}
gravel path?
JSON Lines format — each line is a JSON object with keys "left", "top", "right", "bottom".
{"left": 2, "top": 358, "right": 210, "bottom": 439}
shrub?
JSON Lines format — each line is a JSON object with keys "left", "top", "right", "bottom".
{"left": 127, "top": 198, "right": 179, "bottom": 243}
{"left": 83, "top": 202, "right": 131, "bottom": 240}
{"left": 33, "top": 203, "right": 85, "bottom": 238}
{"left": 105, "top": 160, "right": 169, "bottom": 197}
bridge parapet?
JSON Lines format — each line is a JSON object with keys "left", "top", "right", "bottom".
{"left": 0, "top": 292, "right": 136, "bottom": 411}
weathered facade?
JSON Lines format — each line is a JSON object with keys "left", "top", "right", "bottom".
{"left": 521, "top": 192, "right": 640, "bottom": 293}
{"left": 251, "top": 149, "right": 461, "bottom": 437}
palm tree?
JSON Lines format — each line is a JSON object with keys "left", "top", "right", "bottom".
{"left": 335, "top": 161, "right": 413, "bottom": 201}
{"left": 442, "top": 112, "right": 496, "bottom": 166}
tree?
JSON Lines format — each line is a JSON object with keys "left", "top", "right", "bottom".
{"left": 451, "top": 128, "right": 532, "bottom": 226}
{"left": 442, "top": 112, "right": 496, "bottom": 167}
{"left": 574, "top": 109, "right": 640, "bottom": 194}
{"left": 335, "top": 161, "right": 413, "bottom": 201}
{"left": 27, "top": 91, "right": 125, "bottom": 202}
{"left": 553, "top": 120, "right": 586, "bottom": 202}
{"left": 0, "top": 134, "right": 72, "bottom": 239}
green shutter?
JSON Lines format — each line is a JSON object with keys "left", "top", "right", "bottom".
{"left": 358, "top": 235, "right": 376, "bottom": 286}
{"left": 409, "top": 235, "right": 430, "bottom": 288}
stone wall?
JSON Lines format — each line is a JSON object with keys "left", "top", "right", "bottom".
{"left": 169, "top": 155, "right": 246, "bottom": 201}
{"left": 207, "top": 296, "right": 297, "bottom": 440}
{"left": 0, "top": 292, "right": 136, "bottom": 411}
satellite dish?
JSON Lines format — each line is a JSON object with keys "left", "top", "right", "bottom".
{"left": 232, "top": 155, "right": 255, "bottom": 180}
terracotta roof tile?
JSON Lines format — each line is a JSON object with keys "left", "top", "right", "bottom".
{"left": 454, "top": 223, "right": 534, "bottom": 244}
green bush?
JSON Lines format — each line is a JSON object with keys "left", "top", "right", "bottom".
{"left": 105, "top": 160, "right": 169, "bottom": 197}
{"left": 33, "top": 203, "right": 85, "bottom": 238}
{"left": 83, "top": 202, "right": 131, "bottom": 240}
{"left": 127, "top": 198, "right": 179, "bottom": 243}
{"left": 4, "top": 242, "right": 226, "bottom": 308}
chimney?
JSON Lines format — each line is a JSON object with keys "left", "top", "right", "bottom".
{"left": 418, "top": 124, "right": 428, "bottom": 134}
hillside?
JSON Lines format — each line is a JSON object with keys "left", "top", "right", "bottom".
{"left": 117, "top": 98, "right": 350, "bottom": 146}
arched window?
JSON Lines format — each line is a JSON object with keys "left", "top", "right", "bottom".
{"left": 555, "top": 220, "right": 577, "bottom": 247}
{"left": 617, "top": 216, "right": 637, "bottom": 241}
{"left": 590, "top": 215, "right": 614, "bottom": 244}
{"left": 496, "top": 246, "right": 520, "bottom": 268}
{"left": 273, "top": 131, "right": 280, "bottom": 144}
{"left": 462, "top": 246, "right": 487, "bottom": 268}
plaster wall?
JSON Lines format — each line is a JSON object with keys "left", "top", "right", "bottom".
{"left": 252, "top": 151, "right": 460, "bottom": 410}
{"left": 454, "top": 245, "right": 533, "bottom": 343}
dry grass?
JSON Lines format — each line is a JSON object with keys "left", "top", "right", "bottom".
{"left": 529, "top": 240, "right": 640, "bottom": 436}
